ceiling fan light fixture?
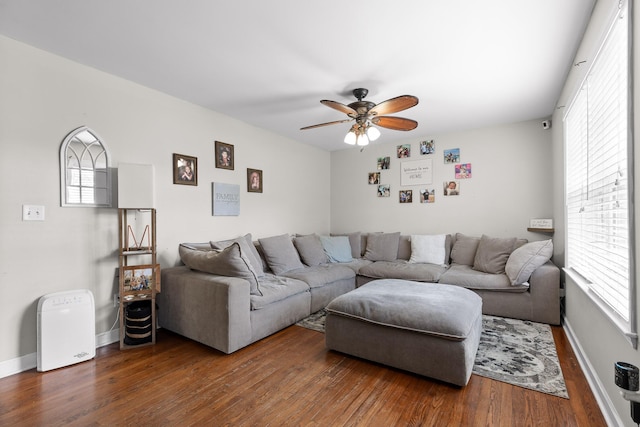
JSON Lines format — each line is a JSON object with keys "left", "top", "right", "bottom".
{"left": 301, "top": 88, "right": 418, "bottom": 148}
{"left": 344, "top": 131, "right": 357, "bottom": 145}
{"left": 357, "top": 133, "right": 369, "bottom": 146}
{"left": 366, "top": 125, "right": 381, "bottom": 141}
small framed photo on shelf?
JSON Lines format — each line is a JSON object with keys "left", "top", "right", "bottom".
{"left": 215, "top": 141, "right": 234, "bottom": 170}
{"left": 173, "top": 153, "right": 197, "bottom": 186}
{"left": 122, "top": 265, "right": 154, "bottom": 292}
{"left": 247, "top": 168, "right": 263, "bottom": 193}
{"left": 529, "top": 219, "right": 554, "bottom": 229}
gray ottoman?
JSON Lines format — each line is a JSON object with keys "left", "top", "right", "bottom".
{"left": 325, "top": 279, "right": 482, "bottom": 386}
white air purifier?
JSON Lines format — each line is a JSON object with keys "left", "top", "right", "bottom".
{"left": 37, "top": 289, "right": 96, "bottom": 372}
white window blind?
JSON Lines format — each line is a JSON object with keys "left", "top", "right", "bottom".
{"left": 564, "top": 2, "right": 631, "bottom": 322}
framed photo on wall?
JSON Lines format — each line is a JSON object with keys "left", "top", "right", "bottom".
{"left": 399, "top": 190, "right": 413, "bottom": 203}
{"left": 173, "top": 153, "right": 197, "bottom": 186}
{"left": 377, "top": 184, "right": 390, "bottom": 197}
{"left": 247, "top": 168, "right": 263, "bottom": 193}
{"left": 455, "top": 163, "right": 472, "bottom": 179}
{"left": 368, "top": 172, "right": 380, "bottom": 185}
{"left": 444, "top": 148, "right": 460, "bottom": 163}
{"left": 215, "top": 141, "right": 234, "bottom": 170}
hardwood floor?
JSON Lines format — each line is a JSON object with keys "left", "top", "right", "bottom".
{"left": 0, "top": 324, "right": 606, "bottom": 426}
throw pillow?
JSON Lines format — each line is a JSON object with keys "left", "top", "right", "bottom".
{"left": 472, "top": 235, "right": 517, "bottom": 274}
{"left": 258, "top": 234, "right": 305, "bottom": 275}
{"left": 319, "top": 235, "right": 353, "bottom": 263}
{"left": 179, "top": 242, "right": 261, "bottom": 295}
{"left": 210, "top": 233, "right": 265, "bottom": 277}
{"left": 505, "top": 239, "right": 554, "bottom": 285}
{"left": 364, "top": 232, "right": 401, "bottom": 262}
{"left": 330, "top": 232, "right": 362, "bottom": 258}
{"left": 294, "top": 234, "right": 329, "bottom": 266}
{"left": 449, "top": 233, "right": 480, "bottom": 265}
{"left": 409, "top": 234, "right": 447, "bottom": 265}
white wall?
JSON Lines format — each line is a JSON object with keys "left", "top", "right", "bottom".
{"left": 0, "top": 35, "right": 330, "bottom": 365}
{"left": 330, "top": 119, "right": 554, "bottom": 240}
{"left": 551, "top": 1, "right": 640, "bottom": 426}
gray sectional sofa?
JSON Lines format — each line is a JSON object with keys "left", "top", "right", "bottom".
{"left": 157, "top": 231, "right": 560, "bottom": 354}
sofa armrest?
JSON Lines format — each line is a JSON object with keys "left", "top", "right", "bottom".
{"left": 157, "top": 266, "right": 252, "bottom": 354}
{"left": 528, "top": 261, "right": 561, "bottom": 325}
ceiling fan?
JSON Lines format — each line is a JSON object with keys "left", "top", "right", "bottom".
{"left": 301, "top": 88, "right": 419, "bottom": 146}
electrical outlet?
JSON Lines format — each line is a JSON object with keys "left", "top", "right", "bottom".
{"left": 22, "top": 205, "right": 45, "bottom": 221}
{"left": 113, "top": 294, "right": 119, "bottom": 308}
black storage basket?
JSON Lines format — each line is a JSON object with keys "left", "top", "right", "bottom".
{"left": 124, "top": 301, "right": 152, "bottom": 345}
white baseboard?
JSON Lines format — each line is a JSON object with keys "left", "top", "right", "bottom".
{"left": 0, "top": 352, "right": 37, "bottom": 379}
{"left": 96, "top": 328, "right": 120, "bottom": 348}
{"left": 0, "top": 329, "right": 120, "bottom": 380}
{"left": 563, "top": 317, "right": 623, "bottom": 427}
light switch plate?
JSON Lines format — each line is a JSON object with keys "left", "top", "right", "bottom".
{"left": 23, "top": 205, "right": 45, "bottom": 221}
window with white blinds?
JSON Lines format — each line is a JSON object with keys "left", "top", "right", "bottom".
{"left": 564, "top": 1, "right": 632, "bottom": 326}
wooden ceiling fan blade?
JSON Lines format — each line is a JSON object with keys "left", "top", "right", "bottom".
{"left": 320, "top": 100, "right": 357, "bottom": 116}
{"left": 300, "top": 118, "right": 353, "bottom": 130}
{"left": 371, "top": 116, "right": 418, "bottom": 131}
{"left": 368, "top": 95, "right": 419, "bottom": 116}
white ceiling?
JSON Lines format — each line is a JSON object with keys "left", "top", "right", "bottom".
{"left": 0, "top": 0, "right": 595, "bottom": 151}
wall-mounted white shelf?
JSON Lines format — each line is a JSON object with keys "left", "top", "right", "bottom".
{"left": 527, "top": 228, "right": 555, "bottom": 234}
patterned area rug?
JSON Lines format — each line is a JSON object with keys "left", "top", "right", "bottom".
{"left": 296, "top": 310, "right": 568, "bottom": 398}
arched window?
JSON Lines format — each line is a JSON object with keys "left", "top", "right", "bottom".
{"left": 60, "top": 126, "right": 112, "bottom": 207}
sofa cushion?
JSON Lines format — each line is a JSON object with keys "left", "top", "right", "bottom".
{"left": 450, "top": 233, "right": 480, "bottom": 265}
{"left": 358, "top": 260, "right": 447, "bottom": 283}
{"left": 505, "top": 239, "right": 554, "bottom": 285}
{"left": 440, "top": 264, "right": 529, "bottom": 292}
{"left": 282, "top": 264, "right": 355, "bottom": 288}
{"left": 330, "top": 232, "right": 362, "bottom": 258}
{"left": 179, "top": 242, "right": 262, "bottom": 295}
{"left": 320, "top": 235, "right": 353, "bottom": 263}
{"left": 210, "top": 233, "right": 265, "bottom": 277}
{"left": 338, "top": 258, "right": 374, "bottom": 274}
{"left": 294, "top": 234, "right": 329, "bottom": 266}
{"left": 258, "top": 234, "right": 305, "bottom": 275}
{"left": 472, "top": 235, "right": 517, "bottom": 274}
{"left": 409, "top": 234, "right": 447, "bottom": 265}
{"left": 364, "top": 232, "right": 401, "bottom": 261}
{"left": 249, "top": 275, "right": 309, "bottom": 310}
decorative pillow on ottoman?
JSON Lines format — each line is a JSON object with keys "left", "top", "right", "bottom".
{"left": 472, "top": 235, "right": 517, "bottom": 274}
{"left": 505, "top": 239, "right": 553, "bottom": 285}
{"left": 258, "top": 234, "right": 305, "bottom": 275}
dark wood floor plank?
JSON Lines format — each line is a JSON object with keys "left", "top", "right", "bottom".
{"left": 0, "top": 323, "right": 606, "bottom": 426}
